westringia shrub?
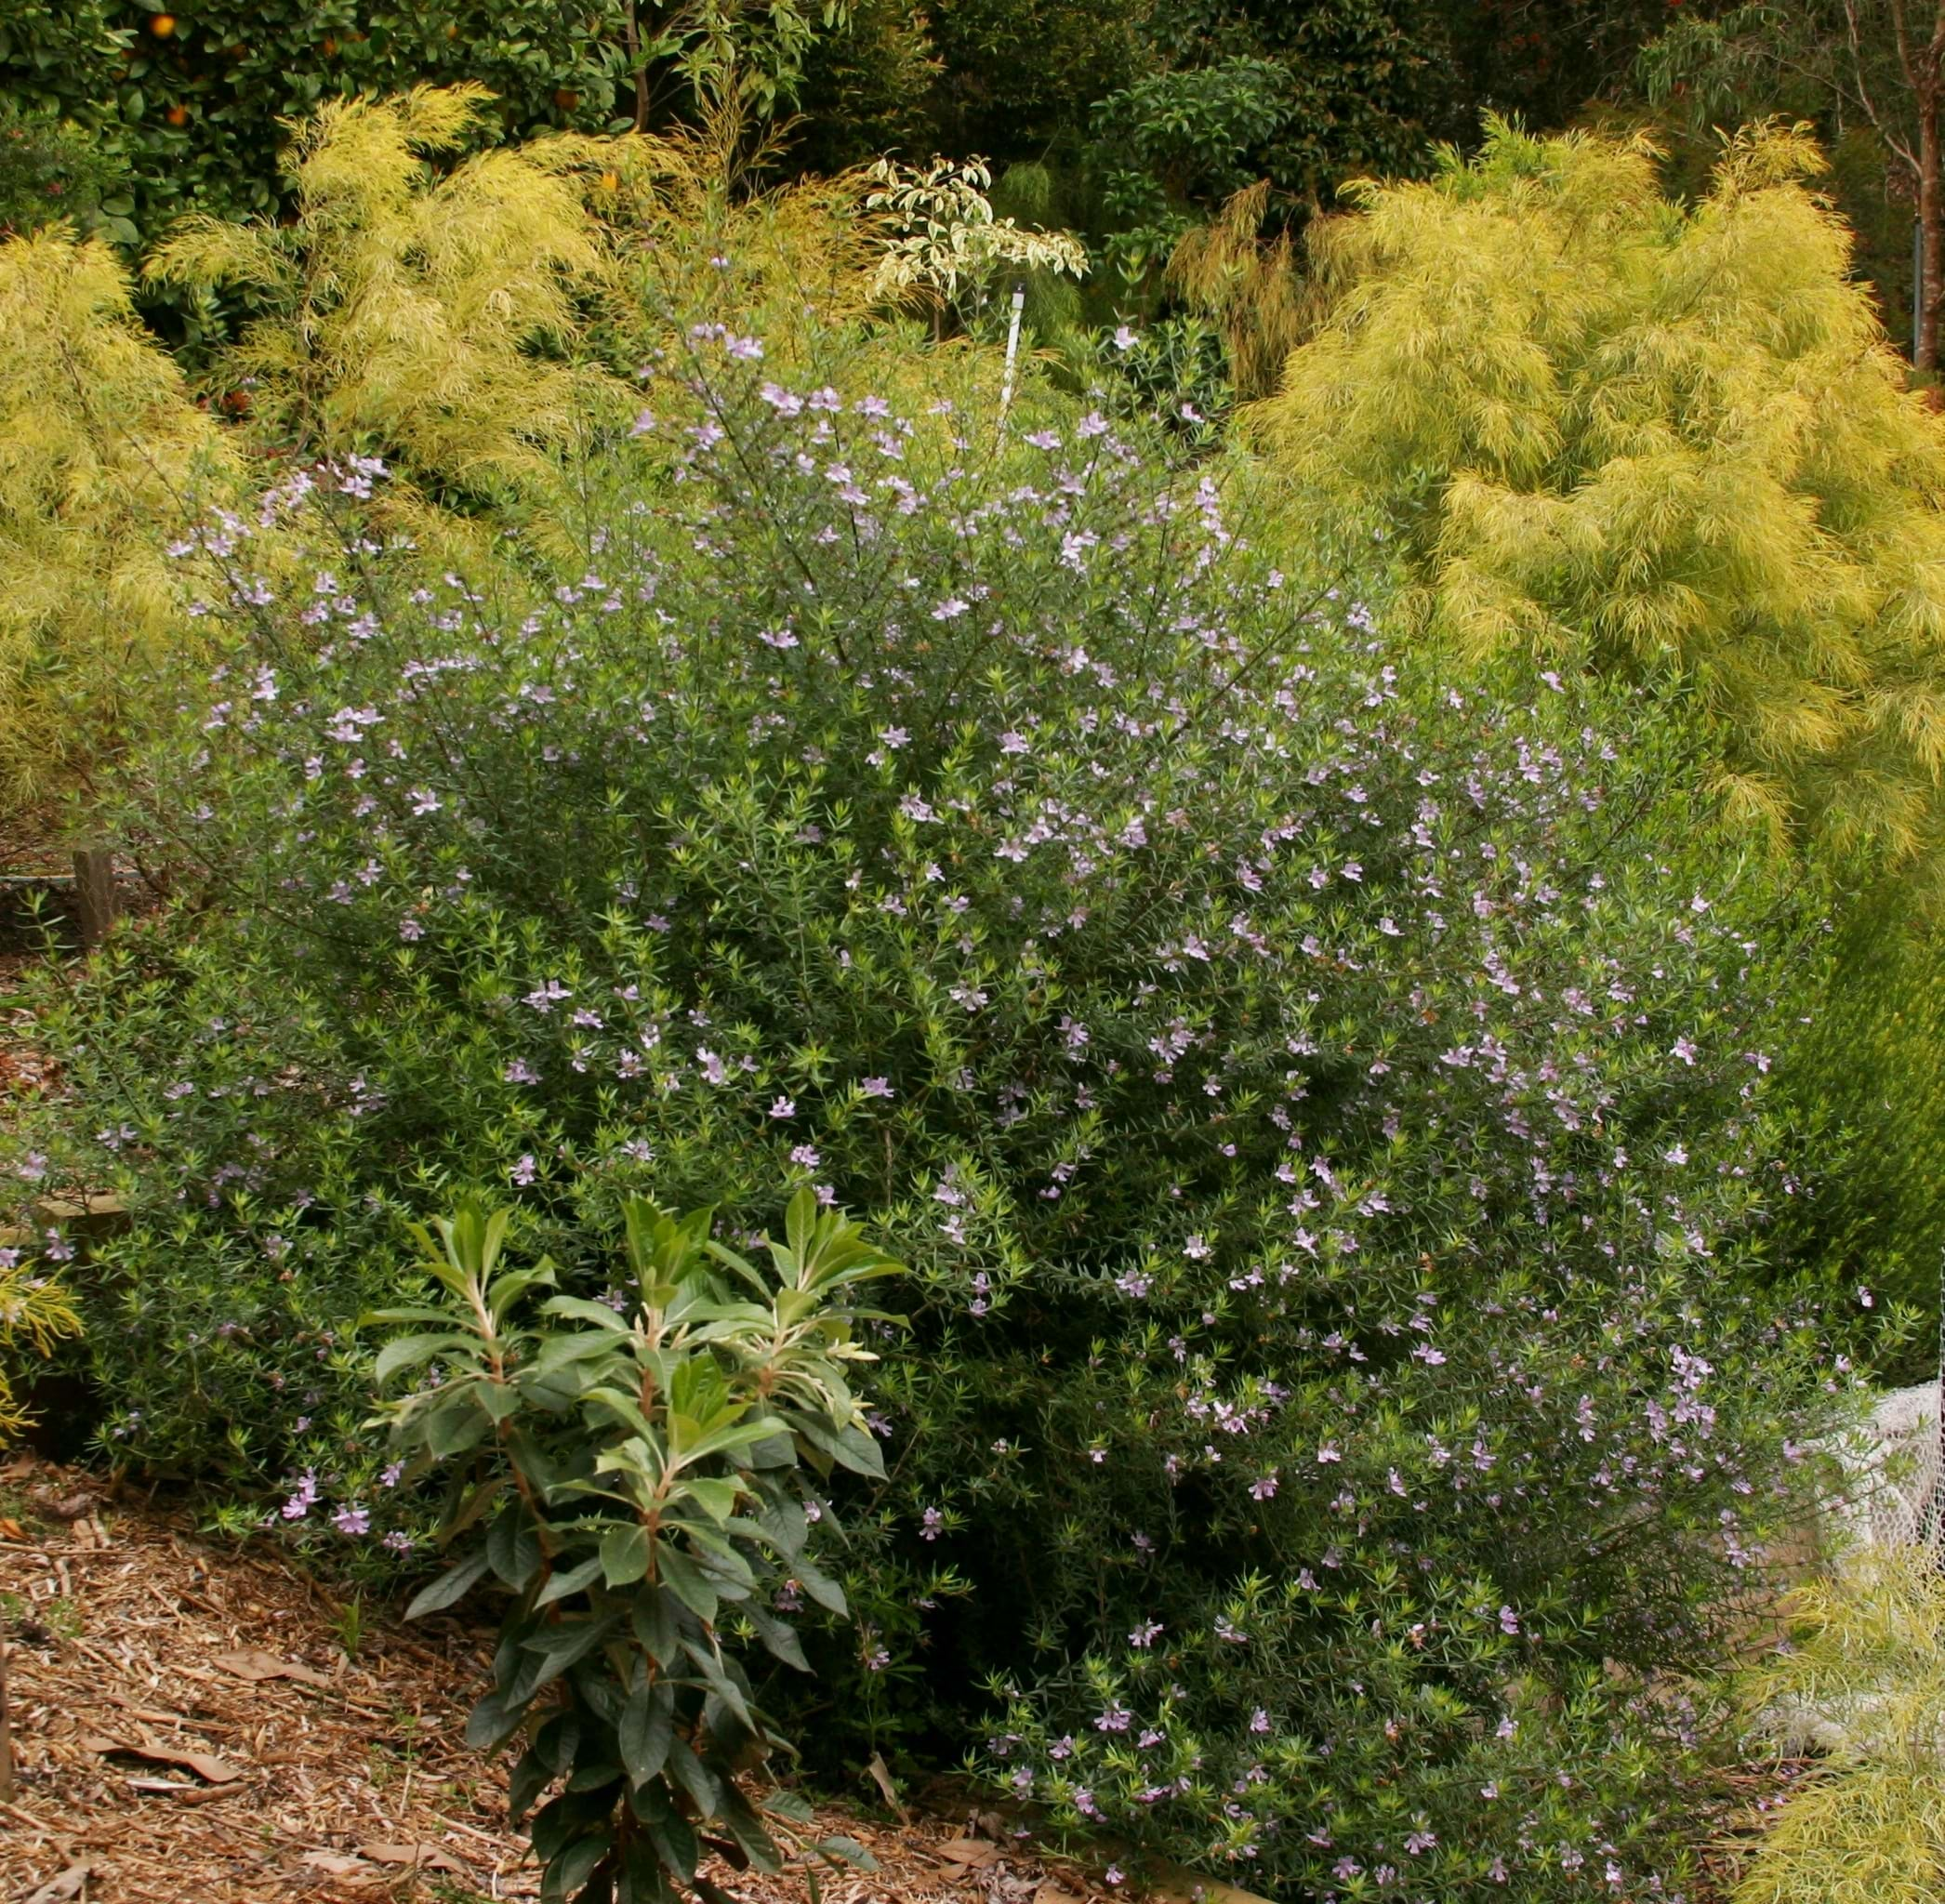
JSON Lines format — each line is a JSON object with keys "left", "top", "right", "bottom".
{"left": 375, "top": 1191, "right": 897, "bottom": 1903}
{"left": 14, "top": 329, "right": 1851, "bottom": 1897}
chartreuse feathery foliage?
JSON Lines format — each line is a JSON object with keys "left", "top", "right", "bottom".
{"left": 1731, "top": 1551, "right": 1945, "bottom": 1904}
{"left": 141, "top": 86, "right": 912, "bottom": 532}
{"left": 0, "top": 85, "right": 910, "bottom": 812}
{"left": 144, "top": 86, "right": 623, "bottom": 527}
{"left": 0, "top": 1245, "right": 82, "bottom": 1442}
{"left": 0, "top": 222, "right": 241, "bottom": 817}
{"left": 1258, "top": 118, "right": 1945, "bottom": 865}
{"left": 1164, "top": 180, "right": 1309, "bottom": 401}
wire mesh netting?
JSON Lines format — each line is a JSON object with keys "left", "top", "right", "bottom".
{"left": 1827, "top": 1382, "right": 1943, "bottom": 1555}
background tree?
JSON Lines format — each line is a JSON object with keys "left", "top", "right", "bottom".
{"left": 1642, "top": 2, "right": 1945, "bottom": 369}
{"left": 0, "top": 98, "right": 131, "bottom": 241}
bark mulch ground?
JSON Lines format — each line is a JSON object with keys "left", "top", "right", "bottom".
{"left": 0, "top": 1458, "right": 1121, "bottom": 1904}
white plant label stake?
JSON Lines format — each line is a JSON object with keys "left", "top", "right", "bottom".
{"left": 999, "top": 284, "right": 1026, "bottom": 419}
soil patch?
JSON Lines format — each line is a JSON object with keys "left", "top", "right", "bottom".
{"left": 0, "top": 1459, "right": 1118, "bottom": 1904}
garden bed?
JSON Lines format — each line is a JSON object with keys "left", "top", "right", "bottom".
{"left": 0, "top": 1456, "right": 1110, "bottom": 1904}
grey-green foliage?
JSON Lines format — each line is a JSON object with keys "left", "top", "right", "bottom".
{"left": 372, "top": 1190, "right": 902, "bottom": 1903}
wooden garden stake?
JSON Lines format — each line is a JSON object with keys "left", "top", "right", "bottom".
{"left": 72, "top": 847, "right": 118, "bottom": 951}
{"left": 0, "top": 1627, "right": 15, "bottom": 1802}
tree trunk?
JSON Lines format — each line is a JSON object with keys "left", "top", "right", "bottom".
{"left": 1921, "top": 123, "right": 1942, "bottom": 371}
{"left": 1922, "top": 59, "right": 1944, "bottom": 372}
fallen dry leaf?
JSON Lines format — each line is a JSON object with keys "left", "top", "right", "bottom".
{"left": 357, "top": 1842, "right": 466, "bottom": 1874}
{"left": 215, "top": 1646, "right": 333, "bottom": 1688}
{"left": 1034, "top": 1885, "right": 1084, "bottom": 1904}
{"left": 80, "top": 1730, "right": 244, "bottom": 1784}
{"left": 0, "top": 1515, "right": 25, "bottom": 1541}
{"left": 866, "top": 1749, "right": 908, "bottom": 1821}
{"left": 21, "top": 1862, "right": 94, "bottom": 1904}
{"left": 301, "top": 1850, "right": 372, "bottom": 1876}
{"left": 938, "top": 1838, "right": 999, "bottom": 1869}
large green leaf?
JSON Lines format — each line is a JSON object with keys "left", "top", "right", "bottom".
{"left": 618, "top": 1675, "right": 675, "bottom": 1786}
{"left": 654, "top": 1541, "right": 719, "bottom": 1625}
{"left": 404, "top": 1548, "right": 493, "bottom": 1619}
{"left": 602, "top": 1521, "right": 652, "bottom": 1586}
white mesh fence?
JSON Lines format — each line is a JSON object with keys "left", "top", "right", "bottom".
{"left": 1825, "top": 1382, "right": 1943, "bottom": 1557}
{"left": 1753, "top": 1382, "right": 1944, "bottom": 1757}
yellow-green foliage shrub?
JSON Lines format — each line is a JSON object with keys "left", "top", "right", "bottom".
{"left": 0, "top": 86, "right": 920, "bottom": 822}
{"left": 144, "top": 85, "right": 625, "bottom": 534}
{"left": 1258, "top": 118, "right": 1945, "bottom": 863}
{"left": 0, "top": 224, "right": 241, "bottom": 820}
{"left": 1733, "top": 1549, "right": 1945, "bottom": 1904}
{"left": 0, "top": 1216, "right": 81, "bottom": 1441}
{"left": 142, "top": 86, "right": 930, "bottom": 541}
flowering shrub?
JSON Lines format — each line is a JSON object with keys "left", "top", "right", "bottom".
{"left": 373, "top": 1189, "right": 898, "bottom": 1902}
{"left": 12, "top": 326, "right": 1850, "bottom": 1896}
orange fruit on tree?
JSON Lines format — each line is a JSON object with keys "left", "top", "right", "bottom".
{"left": 165, "top": 103, "right": 191, "bottom": 126}
{"left": 149, "top": 12, "right": 176, "bottom": 35}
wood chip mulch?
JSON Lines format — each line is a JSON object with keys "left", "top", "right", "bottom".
{"left": 0, "top": 1458, "right": 1121, "bottom": 1904}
